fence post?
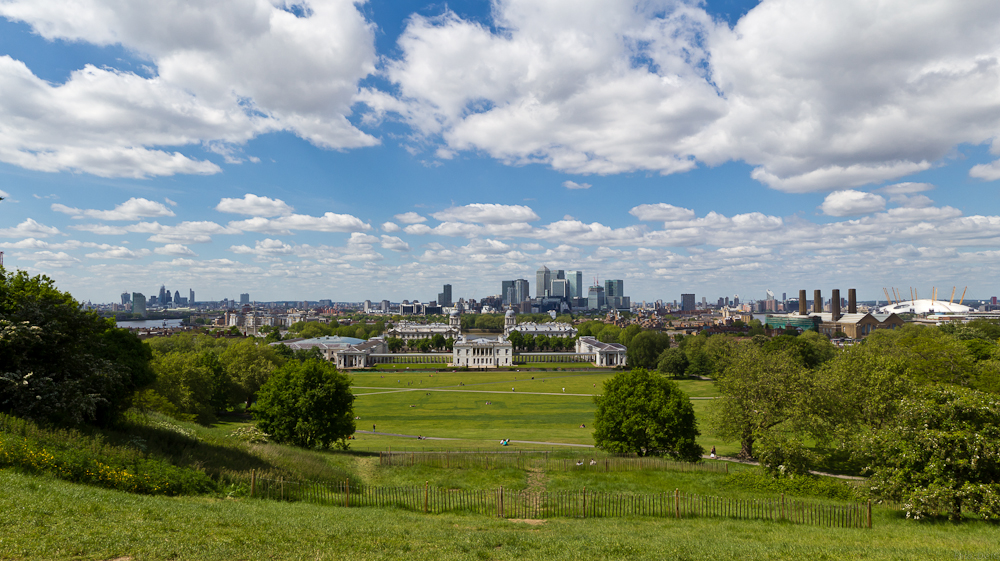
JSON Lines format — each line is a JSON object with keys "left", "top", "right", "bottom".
{"left": 280, "top": 477, "right": 284, "bottom": 501}
{"left": 675, "top": 488, "right": 679, "bottom": 518}
{"left": 346, "top": 479, "right": 350, "bottom": 507}
{"left": 425, "top": 481, "right": 429, "bottom": 514}
{"left": 781, "top": 493, "right": 784, "bottom": 521}
{"left": 500, "top": 486, "right": 505, "bottom": 518}
{"left": 250, "top": 469, "right": 256, "bottom": 498}
{"left": 867, "top": 499, "right": 872, "bottom": 529}
{"left": 583, "top": 487, "right": 586, "bottom": 519}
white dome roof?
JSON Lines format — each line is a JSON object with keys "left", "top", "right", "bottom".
{"left": 879, "top": 299, "right": 972, "bottom": 315}
{"left": 505, "top": 309, "right": 516, "bottom": 317}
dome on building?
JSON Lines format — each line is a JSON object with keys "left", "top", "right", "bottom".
{"left": 450, "top": 309, "right": 460, "bottom": 316}
{"left": 879, "top": 299, "right": 972, "bottom": 315}
{"left": 505, "top": 309, "right": 516, "bottom": 317}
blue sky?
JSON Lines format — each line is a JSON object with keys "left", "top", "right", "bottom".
{"left": 1, "top": 0, "right": 999, "bottom": 305}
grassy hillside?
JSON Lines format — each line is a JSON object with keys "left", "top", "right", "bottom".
{"left": 1, "top": 470, "right": 993, "bottom": 561}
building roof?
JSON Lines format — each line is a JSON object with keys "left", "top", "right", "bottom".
{"left": 878, "top": 299, "right": 972, "bottom": 314}
{"left": 275, "top": 335, "right": 366, "bottom": 349}
{"left": 578, "top": 336, "right": 626, "bottom": 351}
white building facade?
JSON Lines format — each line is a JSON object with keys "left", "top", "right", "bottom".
{"left": 575, "top": 336, "right": 627, "bottom": 367}
{"left": 451, "top": 336, "right": 514, "bottom": 368}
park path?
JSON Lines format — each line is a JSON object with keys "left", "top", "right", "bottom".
{"left": 355, "top": 430, "right": 865, "bottom": 479}
{"left": 353, "top": 386, "right": 719, "bottom": 399}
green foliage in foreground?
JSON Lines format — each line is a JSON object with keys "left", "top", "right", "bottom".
{"left": 593, "top": 369, "right": 702, "bottom": 461}
{"left": 3, "top": 469, "right": 1000, "bottom": 561}
{"left": 855, "top": 385, "right": 1000, "bottom": 520}
{"left": 253, "top": 359, "right": 355, "bottom": 449}
{"left": 0, "top": 413, "right": 214, "bottom": 495}
{"left": 0, "top": 268, "right": 154, "bottom": 427}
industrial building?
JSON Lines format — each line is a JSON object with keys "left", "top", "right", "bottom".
{"left": 764, "top": 288, "right": 903, "bottom": 338}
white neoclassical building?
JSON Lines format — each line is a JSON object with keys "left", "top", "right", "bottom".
{"left": 502, "top": 309, "right": 577, "bottom": 339}
{"left": 451, "top": 336, "right": 514, "bottom": 368}
{"left": 575, "top": 336, "right": 627, "bottom": 367}
{"left": 386, "top": 310, "right": 461, "bottom": 343}
{"left": 273, "top": 336, "right": 387, "bottom": 369}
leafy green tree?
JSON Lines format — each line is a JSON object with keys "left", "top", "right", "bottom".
{"left": 867, "top": 325, "right": 974, "bottom": 386}
{"left": 712, "top": 343, "right": 810, "bottom": 460}
{"left": 354, "top": 326, "right": 367, "bottom": 339}
{"left": 221, "top": 338, "right": 282, "bottom": 410}
{"left": 444, "top": 337, "right": 455, "bottom": 351}
{"left": 618, "top": 324, "right": 643, "bottom": 348}
{"left": 855, "top": 386, "right": 1000, "bottom": 520}
{"left": 535, "top": 334, "right": 550, "bottom": 350}
{"left": 506, "top": 331, "right": 524, "bottom": 350}
{"left": 386, "top": 337, "right": 404, "bottom": 353}
{"left": 747, "top": 319, "right": 765, "bottom": 336}
{"left": 626, "top": 330, "right": 672, "bottom": 370}
{"left": 593, "top": 368, "right": 702, "bottom": 460}
{"left": 597, "top": 325, "right": 621, "bottom": 344}
{"left": 264, "top": 330, "right": 283, "bottom": 343}
{"left": 253, "top": 359, "right": 355, "bottom": 449}
{"left": 0, "top": 269, "right": 154, "bottom": 426}
{"left": 523, "top": 334, "right": 536, "bottom": 352}
{"left": 430, "top": 333, "right": 446, "bottom": 350}
{"left": 657, "top": 347, "right": 689, "bottom": 377}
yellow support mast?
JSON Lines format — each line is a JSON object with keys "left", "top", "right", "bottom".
{"left": 883, "top": 287, "right": 892, "bottom": 305}
{"left": 950, "top": 286, "right": 956, "bottom": 304}
{"left": 960, "top": 287, "right": 968, "bottom": 306}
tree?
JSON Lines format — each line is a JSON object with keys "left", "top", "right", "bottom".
{"left": 618, "top": 324, "right": 643, "bottom": 348}
{"left": 597, "top": 325, "right": 621, "bottom": 344}
{"left": 264, "top": 330, "right": 283, "bottom": 343}
{"left": 657, "top": 347, "right": 689, "bottom": 377}
{"left": 430, "top": 333, "right": 446, "bottom": 350}
{"left": 220, "top": 338, "right": 282, "bottom": 410}
{"left": 506, "top": 331, "right": 524, "bottom": 350}
{"left": 855, "top": 386, "right": 1000, "bottom": 520}
{"left": 712, "top": 343, "right": 810, "bottom": 460}
{"left": 253, "top": 359, "right": 355, "bottom": 449}
{"left": 0, "top": 269, "right": 154, "bottom": 426}
{"left": 386, "top": 337, "right": 404, "bottom": 353}
{"left": 593, "top": 368, "right": 702, "bottom": 460}
{"left": 626, "top": 330, "right": 672, "bottom": 369}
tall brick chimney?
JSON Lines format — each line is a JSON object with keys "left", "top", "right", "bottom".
{"left": 814, "top": 290, "right": 822, "bottom": 314}
{"left": 848, "top": 288, "right": 857, "bottom": 314}
{"left": 832, "top": 289, "right": 841, "bottom": 321}
{"left": 799, "top": 289, "right": 807, "bottom": 315}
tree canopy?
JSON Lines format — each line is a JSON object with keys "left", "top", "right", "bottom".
{"left": 626, "top": 330, "right": 672, "bottom": 370}
{"left": 253, "top": 358, "right": 355, "bottom": 449}
{"left": 593, "top": 368, "right": 702, "bottom": 461}
{"left": 0, "top": 269, "right": 154, "bottom": 426}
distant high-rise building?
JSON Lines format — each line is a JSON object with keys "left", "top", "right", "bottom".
{"left": 501, "top": 280, "right": 514, "bottom": 306}
{"left": 568, "top": 271, "right": 584, "bottom": 299}
{"left": 380, "top": 299, "right": 390, "bottom": 312}
{"left": 121, "top": 292, "right": 131, "bottom": 306}
{"left": 189, "top": 289, "right": 195, "bottom": 305}
{"left": 717, "top": 297, "right": 725, "bottom": 307}
{"left": 550, "top": 278, "right": 569, "bottom": 299}
{"left": 174, "top": 290, "right": 181, "bottom": 306}
{"left": 158, "top": 285, "right": 166, "bottom": 303}
{"left": 681, "top": 294, "right": 696, "bottom": 312}
{"left": 536, "top": 266, "right": 551, "bottom": 298}
{"left": 514, "top": 279, "right": 530, "bottom": 304}
{"left": 240, "top": 293, "right": 250, "bottom": 305}
{"left": 364, "top": 300, "right": 372, "bottom": 312}
{"left": 588, "top": 285, "right": 606, "bottom": 310}
{"left": 438, "top": 284, "right": 453, "bottom": 307}
{"left": 733, "top": 295, "right": 740, "bottom": 307}
{"left": 132, "top": 292, "right": 147, "bottom": 317}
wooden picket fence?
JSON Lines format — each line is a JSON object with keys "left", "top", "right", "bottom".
{"left": 378, "top": 451, "right": 736, "bottom": 474}
{"left": 246, "top": 472, "right": 871, "bottom": 529}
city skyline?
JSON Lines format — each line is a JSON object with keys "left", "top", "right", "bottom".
{"left": 1, "top": 1, "right": 1000, "bottom": 303}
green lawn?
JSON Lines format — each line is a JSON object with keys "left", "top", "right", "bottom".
{"left": 2, "top": 469, "right": 995, "bottom": 561}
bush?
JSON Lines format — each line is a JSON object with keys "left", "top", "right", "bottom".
{"left": 0, "top": 413, "right": 215, "bottom": 495}
{"left": 722, "top": 467, "right": 860, "bottom": 501}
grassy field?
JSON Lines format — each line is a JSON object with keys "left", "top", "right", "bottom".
{"left": 347, "top": 370, "right": 735, "bottom": 455}
{"left": 2, "top": 469, "right": 995, "bottom": 561}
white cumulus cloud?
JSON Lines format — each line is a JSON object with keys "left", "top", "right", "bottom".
{"left": 215, "top": 194, "right": 293, "bottom": 216}
{"left": 431, "top": 203, "right": 539, "bottom": 224}
{"left": 0, "top": 0, "right": 378, "bottom": 178}
{"left": 394, "top": 212, "right": 427, "bottom": 224}
{"left": 52, "top": 198, "right": 175, "bottom": 220}
{"left": 820, "top": 190, "right": 887, "bottom": 217}
{"left": 563, "top": 180, "right": 591, "bottom": 190}
{"left": 0, "top": 218, "right": 61, "bottom": 238}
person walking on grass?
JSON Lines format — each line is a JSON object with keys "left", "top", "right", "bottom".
{"left": 373, "top": 424, "right": 376, "bottom": 433}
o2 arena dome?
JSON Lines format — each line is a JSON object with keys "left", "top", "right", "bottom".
{"left": 879, "top": 299, "right": 972, "bottom": 315}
